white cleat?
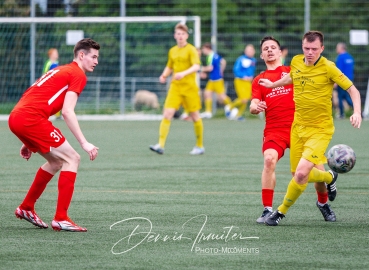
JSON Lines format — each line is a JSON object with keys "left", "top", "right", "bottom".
{"left": 52, "top": 218, "right": 87, "bottom": 232}
{"left": 15, "top": 207, "right": 48, "bottom": 229}
{"left": 200, "top": 112, "right": 213, "bottom": 119}
{"left": 149, "top": 143, "right": 164, "bottom": 154}
{"left": 190, "top": 146, "right": 205, "bottom": 155}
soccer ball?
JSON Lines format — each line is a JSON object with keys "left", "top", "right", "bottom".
{"left": 327, "top": 144, "right": 356, "bottom": 173}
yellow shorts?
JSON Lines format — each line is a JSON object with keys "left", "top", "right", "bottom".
{"left": 234, "top": 78, "right": 252, "bottom": 100}
{"left": 205, "top": 79, "right": 225, "bottom": 94}
{"left": 290, "top": 123, "right": 335, "bottom": 172}
{"left": 164, "top": 84, "right": 201, "bottom": 113}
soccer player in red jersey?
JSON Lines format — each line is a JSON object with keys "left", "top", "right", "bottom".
{"left": 250, "top": 36, "right": 336, "bottom": 223}
{"left": 8, "top": 38, "right": 100, "bottom": 232}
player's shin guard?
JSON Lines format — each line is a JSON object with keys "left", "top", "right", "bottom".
{"left": 278, "top": 178, "right": 307, "bottom": 214}
{"left": 223, "top": 96, "right": 232, "bottom": 105}
{"left": 205, "top": 99, "right": 212, "bottom": 113}
{"left": 237, "top": 103, "right": 247, "bottom": 117}
{"left": 193, "top": 119, "right": 203, "bottom": 148}
{"left": 55, "top": 171, "right": 77, "bottom": 221}
{"left": 20, "top": 167, "right": 54, "bottom": 210}
{"left": 158, "top": 118, "right": 171, "bottom": 148}
{"left": 308, "top": 167, "right": 333, "bottom": 183}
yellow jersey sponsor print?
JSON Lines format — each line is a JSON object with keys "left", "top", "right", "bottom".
{"left": 290, "top": 55, "right": 352, "bottom": 128}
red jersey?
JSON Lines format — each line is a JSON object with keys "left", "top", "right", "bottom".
{"left": 12, "top": 62, "right": 86, "bottom": 118}
{"left": 252, "top": 66, "right": 294, "bottom": 131}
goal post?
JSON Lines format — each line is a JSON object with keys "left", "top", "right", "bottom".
{"left": 0, "top": 16, "right": 201, "bottom": 114}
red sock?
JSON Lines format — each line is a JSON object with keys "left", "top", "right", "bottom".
{"left": 317, "top": 191, "right": 328, "bottom": 204}
{"left": 54, "top": 171, "right": 77, "bottom": 221}
{"left": 20, "top": 167, "right": 54, "bottom": 211}
{"left": 262, "top": 189, "right": 274, "bottom": 208}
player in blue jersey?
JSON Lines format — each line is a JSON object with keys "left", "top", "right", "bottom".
{"left": 227, "top": 44, "right": 257, "bottom": 120}
{"left": 199, "top": 43, "right": 232, "bottom": 119}
{"left": 335, "top": 42, "right": 354, "bottom": 119}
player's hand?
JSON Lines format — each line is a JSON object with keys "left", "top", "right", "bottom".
{"left": 174, "top": 72, "right": 185, "bottom": 80}
{"left": 81, "top": 142, "right": 99, "bottom": 161}
{"left": 350, "top": 112, "right": 362, "bottom": 129}
{"left": 200, "top": 72, "right": 207, "bottom": 79}
{"left": 256, "top": 101, "right": 267, "bottom": 112}
{"left": 20, "top": 144, "right": 32, "bottom": 161}
{"left": 258, "top": 78, "right": 274, "bottom": 88}
{"left": 159, "top": 75, "right": 166, "bottom": 84}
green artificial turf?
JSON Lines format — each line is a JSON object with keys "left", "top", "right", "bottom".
{"left": 0, "top": 118, "right": 368, "bottom": 269}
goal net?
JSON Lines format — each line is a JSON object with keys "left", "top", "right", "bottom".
{"left": 0, "top": 16, "right": 201, "bottom": 114}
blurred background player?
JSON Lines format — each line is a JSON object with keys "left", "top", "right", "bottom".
{"left": 259, "top": 31, "right": 362, "bottom": 226}
{"left": 334, "top": 42, "right": 354, "bottom": 119}
{"left": 149, "top": 23, "right": 204, "bottom": 155}
{"left": 227, "top": 44, "right": 256, "bottom": 121}
{"left": 199, "top": 42, "right": 231, "bottom": 119}
{"left": 280, "top": 45, "right": 288, "bottom": 65}
{"left": 9, "top": 38, "right": 100, "bottom": 232}
{"left": 43, "top": 48, "right": 62, "bottom": 119}
{"left": 251, "top": 36, "right": 336, "bottom": 224}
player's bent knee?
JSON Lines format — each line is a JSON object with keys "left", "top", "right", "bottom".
{"left": 264, "top": 154, "right": 277, "bottom": 169}
{"left": 294, "top": 170, "right": 309, "bottom": 183}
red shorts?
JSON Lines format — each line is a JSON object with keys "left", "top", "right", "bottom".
{"left": 8, "top": 112, "right": 65, "bottom": 153}
{"left": 262, "top": 129, "right": 290, "bottom": 160}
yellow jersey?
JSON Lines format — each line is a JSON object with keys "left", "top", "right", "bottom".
{"left": 166, "top": 43, "right": 200, "bottom": 88}
{"left": 290, "top": 55, "right": 353, "bottom": 128}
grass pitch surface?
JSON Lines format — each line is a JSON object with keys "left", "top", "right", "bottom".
{"left": 0, "top": 118, "right": 368, "bottom": 269}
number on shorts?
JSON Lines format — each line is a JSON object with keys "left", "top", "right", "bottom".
{"left": 50, "top": 129, "right": 63, "bottom": 142}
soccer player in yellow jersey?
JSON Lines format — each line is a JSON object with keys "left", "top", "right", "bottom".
{"left": 150, "top": 23, "right": 204, "bottom": 155}
{"left": 259, "top": 31, "right": 362, "bottom": 226}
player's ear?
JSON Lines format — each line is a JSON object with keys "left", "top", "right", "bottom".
{"left": 260, "top": 54, "right": 263, "bottom": 59}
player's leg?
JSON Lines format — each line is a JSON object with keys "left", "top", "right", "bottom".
{"left": 337, "top": 87, "right": 345, "bottom": 118}
{"left": 186, "top": 90, "right": 204, "bottom": 155}
{"left": 235, "top": 81, "right": 251, "bottom": 120}
{"left": 201, "top": 88, "right": 213, "bottom": 118}
{"left": 314, "top": 165, "right": 336, "bottom": 222}
{"left": 150, "top": 87, "right": 180, "bottom": 154}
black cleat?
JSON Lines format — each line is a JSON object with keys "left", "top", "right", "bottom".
{"left": 256, "top": 208, "right": 273, "bottom": 224}
{"left": 327, "top": 170, "right": 338, "bottom": 201}
{"left": 265, "top": 210, "right": 285, "bottom": 226}
{"left": 316, "top": 201, "right": 336, "bottom": 222}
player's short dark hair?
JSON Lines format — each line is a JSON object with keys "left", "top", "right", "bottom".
{"left": 73, "top": 38, "right": 100, "bottom": 58}
{"left": 202, "top": 42, "right": 212, "bottom": 50}
{"left": 259, "top": 36, "right": 281, "bottom": 49}
{"left": 280, "top": 45, "right": 288, "bottom": 51}
{"left": 303, "top": 31, "right": 324, "bottom": 45}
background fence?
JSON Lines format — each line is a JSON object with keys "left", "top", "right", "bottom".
{"left": 1, "top": 0, "right": 369, "bottom": 114}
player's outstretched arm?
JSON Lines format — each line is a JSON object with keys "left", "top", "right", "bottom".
{"left": 62, "top": 91, "right": 99, "bottom": 160}
{"left": 20, "top": 144, "right": 32, "bottom": 161}
{"left": 174, "top": 64, "right": 200, "bottom": 80}
{"left": 250, "top": 99, "right": 267, "bottom": 114}
{"left": 259, "top": 73, "right": 292, "bottom": 88}
{"left": 346, "top": 85, "right": 362, "bottom": 128}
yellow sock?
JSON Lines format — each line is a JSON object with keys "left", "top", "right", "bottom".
{"left": 158, "top": 118, "right": 171, "bottom": 148}
{"left": 308, "top": 167, "right": 333, "bottom": 183}
{"left": 223, "top": 96, "right": 232, "bottom": 105}
{"left": 205, "top": 99, "right": 212, "bottom": 113}
{"left": 237, "top": 103, "right": 247, "bottom": 117}
{"left": 231, "top": 98, "right": 243, "bottom": 109}
{"left": 193, "top": 120, "right": 204, "bottom": 148}
{"left": 278, "top": 178, "right": 308, "bottom": 214}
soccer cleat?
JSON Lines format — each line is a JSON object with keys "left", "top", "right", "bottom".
{"left": 316, "top": 201, "right": 336, "bottom": 222}
{"left": 235, "top": 116, "right": 245, "bottom": 121}
{"left": 229, "top": 108, "right": 239, "bottom": 120}
{"left": 264, "top": 210, "right": 285, "bottom": 226}
{"left": 15, "top": 207, "right": 48, "bottom": 229}
{"left": 327, "top": 170, "right": 338, "bottom": 201}
{"left": 149, "top": 143, "right": 164, "bottom": 155}
{"left": 200, "top": 112, "right": 213, "bottom": 119}
{"left": 256, "top": 208, "right": 273, "bottom": 224}
{"left": 224, "top": 105, "right": 231, "bottom": 118}
{"left": 180, "top": 113, "right": 191, "bottom": 121}
{"left": 51, "top": 218, "right": 87, "bottom": 232}
{"left": 189, "top": 146, "right": 205, "bottom": 155}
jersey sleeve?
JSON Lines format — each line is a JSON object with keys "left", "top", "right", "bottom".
{"left": 252, "top": 74, "right": 263, "bottom": 100}
{"left": 328, "top": 62, "right": 352, "bottom": 90}
{"left": 166, "top": 49, "right": 173, "bottom": 69}
{"left": 67, "top": 69, "right": 87, "bottom": 95}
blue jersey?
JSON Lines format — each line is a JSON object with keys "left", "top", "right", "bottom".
{"left": 336, "top": 52, "right": 354, "bottom": 80}
{"left": 233, "top": 55, "right": 256, "bottom": 79}
{"left": 206, "top": 52, "right": 223, "bottom": 80}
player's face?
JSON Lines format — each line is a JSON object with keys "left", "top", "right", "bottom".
{"left": 174, "top": 29, "right": 188, "bottom": 46}
{"left": 302, "top": 39, "right": 324, "bottom": 65}
{"left": 261, "top": 40, "right": 281, "bottom": 63}
{"left": 245, "top": 46, "right": 255, "bottom": 57}
{"left": 80, "top": 48, "right": 99, "bottom": 73}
